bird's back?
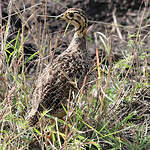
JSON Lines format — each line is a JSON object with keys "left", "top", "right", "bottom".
{"left": 28, "top": 35, "right": 90, "bottom": 121}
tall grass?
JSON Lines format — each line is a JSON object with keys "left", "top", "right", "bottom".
{"left": 0, "top": 0, "right": 150, "bottom": 149}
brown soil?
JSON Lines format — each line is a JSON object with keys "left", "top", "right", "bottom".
{"left": 1, "top": 0, "right": 149, "bottom": 72}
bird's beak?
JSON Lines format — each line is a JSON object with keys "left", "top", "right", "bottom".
{"left": 56, "top": 13, "right": 66, "bottom": 20}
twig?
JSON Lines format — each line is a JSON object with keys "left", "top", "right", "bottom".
{"left": 112, "top": 8, "right": 123, "bottom": 40}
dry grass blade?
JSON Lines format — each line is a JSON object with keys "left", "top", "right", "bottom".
{"left": 1, "top": 1, "right": 150, "bottom": 149}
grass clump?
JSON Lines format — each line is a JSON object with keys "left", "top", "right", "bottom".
{"left": 0, "top": 1, "right": 150, "bottom": 150}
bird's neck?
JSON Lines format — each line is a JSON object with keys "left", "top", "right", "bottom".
{"left": 67, "top": 30, "right": 87, "bottom": 54}
{"left": 74, "top": 26, "right": 87, "bottom": 37}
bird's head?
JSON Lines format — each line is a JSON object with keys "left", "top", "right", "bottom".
{"left": 57, "top": 8, "right": 88, "bottom": 35}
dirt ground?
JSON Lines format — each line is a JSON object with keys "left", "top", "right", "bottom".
{"left": 1, "top": 0, "right": 150, "bottom": 71}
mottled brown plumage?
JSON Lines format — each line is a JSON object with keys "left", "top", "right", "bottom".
{"left": 27, "top": 8, "right": 90, "bottom": 124}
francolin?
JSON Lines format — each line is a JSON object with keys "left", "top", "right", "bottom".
{"left": 27, "top": 8, "right": 91, "bottom": 124}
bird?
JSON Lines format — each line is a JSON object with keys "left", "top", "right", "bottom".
{"left": 27, "top": 8, "right": 91, "bottom": 124}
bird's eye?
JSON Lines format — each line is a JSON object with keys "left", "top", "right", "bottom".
{"left": 69, "top": 12, "right": 74, "bottom": 18}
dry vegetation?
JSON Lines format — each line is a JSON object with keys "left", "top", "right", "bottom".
{"left": 0, "top": 0, "right": 150, "bottom": 150}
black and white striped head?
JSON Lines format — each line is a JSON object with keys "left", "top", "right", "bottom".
{"left": 57, "top": 8, "right": 88, "bottom": 35}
